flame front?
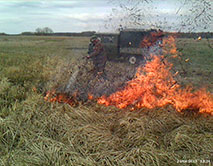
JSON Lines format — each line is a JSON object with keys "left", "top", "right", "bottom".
{"left": 97, "top": 56, "right": 213, "bottom": 115}
{"left": 44, "top": 35, "right": 213, "bottom": 115}
{"left": 44, "top": 91, "right": 75, "bottom": 106}
{"left": 98, "top": 36, "right": 213, "bottom": 115}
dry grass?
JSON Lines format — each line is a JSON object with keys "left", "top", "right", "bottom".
{"left": 1, "top": 99, "right": 213, "bottom": 165}
{"left": 0, "top": 36, "right": 212, "bottom": 166}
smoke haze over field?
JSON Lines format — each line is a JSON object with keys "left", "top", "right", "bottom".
{"left": 0, "top": 0, "right": 212, "bottom": 34}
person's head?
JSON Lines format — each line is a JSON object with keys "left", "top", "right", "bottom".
{"left": 151, "top": 30, "right": 164, "bottom": 38}
{"left": 90, "top": 35, "right": 97, "bottom": 42}
{"left": 90, "top": 36, "right": 101, "bottom": 44}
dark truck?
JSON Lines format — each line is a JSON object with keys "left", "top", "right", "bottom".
{"left": 92, "top": 29, "right": 164, "bottom": 65}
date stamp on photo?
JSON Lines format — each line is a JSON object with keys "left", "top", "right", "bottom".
{"left": 177, "top": 159, "right": 211, "bottom": 164}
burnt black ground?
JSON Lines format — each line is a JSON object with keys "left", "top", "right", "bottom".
{"left": 56, "top": 59, "right": 138, "bottom": 101}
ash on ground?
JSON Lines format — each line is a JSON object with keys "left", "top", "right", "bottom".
{"left": 54, "top": 59, "right": 138, "bottom": 101}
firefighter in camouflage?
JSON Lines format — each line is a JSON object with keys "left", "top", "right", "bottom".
{"left": 87, "top": 36, "right": 107, "bottom": 78}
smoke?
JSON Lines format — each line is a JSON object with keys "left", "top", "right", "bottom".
{"left": 56, "top": 60, "right": 137, "bottom": 101}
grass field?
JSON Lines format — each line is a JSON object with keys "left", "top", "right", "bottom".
{"left": 0, "top": 35, "right": 212, "bottom": 166}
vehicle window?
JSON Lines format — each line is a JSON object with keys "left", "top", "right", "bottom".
{"left": 102, "top": 36, "right": 114, "bottom": 43}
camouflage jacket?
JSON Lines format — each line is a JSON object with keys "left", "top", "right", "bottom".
{"left": 89, "top": 42, "right": 104, "bottom": 59}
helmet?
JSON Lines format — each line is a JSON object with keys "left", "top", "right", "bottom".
{"left": 90, "top": 35, "right": 101, "bottom": 43}
{"left": 90, "top": 35, "right": 97, "bottom": 42}
{"left": 96, "top": 37, "right": 101, "bottom": 43}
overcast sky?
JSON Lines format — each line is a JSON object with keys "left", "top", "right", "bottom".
{"left": 0, "top": 0, "right": 212, "bottom": 34}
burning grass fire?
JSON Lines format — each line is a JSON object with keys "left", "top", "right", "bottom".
{"left": 44, "top": 91, "right": 75, "bottom": 106}
{"left": 44, "top": 35, "right": 213, "bottom": 116}
{"left": 98, "top": 55, "right": 213, "bottom": 115}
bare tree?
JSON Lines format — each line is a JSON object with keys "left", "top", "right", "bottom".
{"left": 178, "top": 0, "right": 212, "bottom": 32}
{"left": 43, "top": 27, "right": 54, "bottom": 34}
{"left": 105, "top": 0, "right": 152, "bottom": 32}
{"left": 35, "top": 27, "right": 54, "bottom": 34}
{"left": 106, "top": 0, "right": 212, "bottom": 33}
{"left": 35, "top": 27, "right": 43, "bottom": 34}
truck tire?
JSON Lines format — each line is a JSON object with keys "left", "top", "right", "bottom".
{"left": 129, "top": 56, "right": 137, "bottom": 65}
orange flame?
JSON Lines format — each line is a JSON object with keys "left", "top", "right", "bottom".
{"left": 44, "top": 34, "right": 213, "bottom": 115}
{"left": 88, "top": 93, "right": 94, "bottom": 100}
{"left": 140, "top": 30, "right": 164, "bottom": 48}
{"left": 44, "top": 91, "right": 75, "bottom": 106}
{"left": 97, "top": 56, "right": 213, "bottom": 115}
{"left": 98, "top": 35, "right": 213, "bottom": 115}
{"left": 162, "top": 35, "right": 177, "bottom": 55}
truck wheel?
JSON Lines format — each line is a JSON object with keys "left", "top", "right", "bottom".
{"left": 129, "top": 56, "right": 137, "bottom": 65}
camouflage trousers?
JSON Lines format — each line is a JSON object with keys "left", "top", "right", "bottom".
{"left": 92, "top": 54, "right": 107, "bottom": 75}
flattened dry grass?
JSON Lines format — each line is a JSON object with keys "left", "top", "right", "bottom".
{"left": 1, "top": 98, "right": 213, "bottom": 165}
{"left": 0, "top": 36, "right": 212, "bottom": 165}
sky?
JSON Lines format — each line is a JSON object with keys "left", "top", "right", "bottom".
{"left": 0, "top": 0, "right": 212, "bottom": 34}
